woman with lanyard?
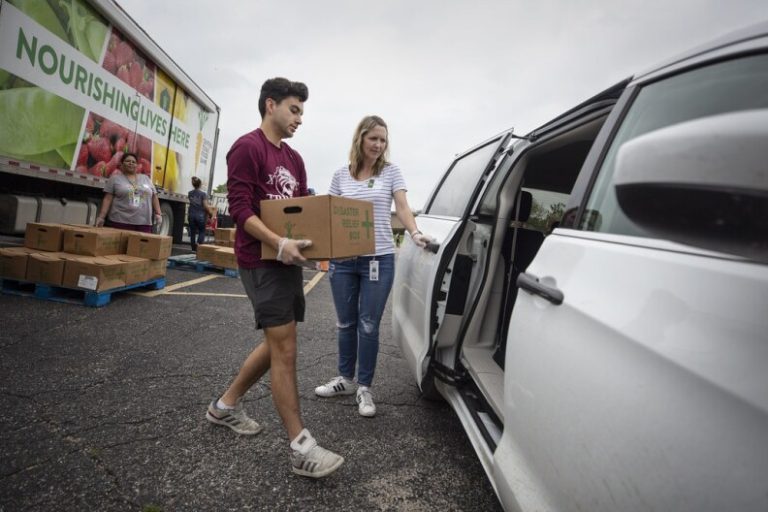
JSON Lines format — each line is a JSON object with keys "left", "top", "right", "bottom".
{"left": 314, "top": 115, "right": 431, "bottom": 417}
{"left": 95, "top": 152, "right": 162, "bottom": 232}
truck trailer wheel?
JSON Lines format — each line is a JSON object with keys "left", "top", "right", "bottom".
{"left": 157, "top": 202, "right": 174, "bottom": 237}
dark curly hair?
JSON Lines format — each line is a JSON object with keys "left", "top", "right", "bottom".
{"left": 258, "top": 77, "right": 308, "bottom": 118}
{"left": 121, "top": 151, "right": 138, "bottom": 163}
{"left": 191, "top": 176, "right": 202, "bottom": 189}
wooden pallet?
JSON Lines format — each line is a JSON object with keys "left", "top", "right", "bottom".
{"left": 166, "top": 254, "right": 239, "bottom": 278}
{"left": 0, "top": 277, "right": 166, "bottom": 308}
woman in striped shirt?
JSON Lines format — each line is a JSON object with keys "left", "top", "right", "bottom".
{"left": 314, "top": 115, "right": 430, "bottom": 417}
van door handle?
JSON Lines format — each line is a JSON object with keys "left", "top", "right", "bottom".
{"left": 425, "top": 242, "right": 440, "bottom": 254}
{"left": 516, "top": 272, "right": 564, "bottom": 305}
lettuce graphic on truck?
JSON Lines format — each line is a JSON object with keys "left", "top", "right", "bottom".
{"left": 0, "top": 0, "right": 107, "bottom": 169}
{"left": 0, "top": 0, "right": 218, "bottom": 192}
{"left": 0, "top": 0, "right": 220, "bottom": 240}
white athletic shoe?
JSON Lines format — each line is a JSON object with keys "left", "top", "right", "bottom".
{"left": 205, "top": 399, "right": 263, "bottom": 435}
{"left": 290, "top": 429, "right": 344, "bottom": 478}
{"left": 356, "top": 387, "right": 376, "bottom": 417}
{"left": 314, "top": 376, "right": 356, "bottom": 397}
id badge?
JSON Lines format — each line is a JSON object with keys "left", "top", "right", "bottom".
{"left": 369, "top": 260, "right": 379, "bottom": 282}
{"left": 132, "top": 193, "right": 141, "bottom": 207}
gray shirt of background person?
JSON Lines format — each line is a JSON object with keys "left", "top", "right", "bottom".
{"left": 104, "top": 172, "right": 157, "bottom": 225}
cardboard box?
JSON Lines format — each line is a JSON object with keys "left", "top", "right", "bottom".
{"left": 24, "top": 223, "right": 66, "bottom": 252}
{"left": 63, "top": 227, "right": 123, "bottom": 256}
{"left": 62, "top": 256, "right": 126, "bottom": 291}
{"left": 0, "top": 247, "right": 37, "bottom": 280}
{"left": 100, "top": 227, "right": 132, "bottom": 254}
{"left": 196, "top": 244, "right": 219, "bottom": 261}
{"left": 104, "top": 254, "right": 149, "bottom": 285}
{"left": 26, "top": 252, "right": 67, "bottom": 285}
{"left": 215, "top": 240, "right": 235, "bottom": 248}
{"left": 214, "top": 228, "right": 236, "bottom": 242}
{"left": 211, "top": 247, "right": 237, "bottom": 269}
{"left": 145, "top": 259, "right": 167, "bottom": 280}
{"left": 260, "top": 195, "right": 375, "bottom": 259}
{"left": 126, "top": 233, "right": 172, "bottom": 260}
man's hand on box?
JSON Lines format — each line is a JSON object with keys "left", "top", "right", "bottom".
{"left": 277, "top": 238, "right": 312, "bottom": 265}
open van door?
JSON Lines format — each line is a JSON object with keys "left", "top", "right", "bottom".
{"left": 392, "top": 129, "right": 514, "bottom": 392}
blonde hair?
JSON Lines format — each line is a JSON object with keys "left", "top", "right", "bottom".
{"left": 349, "top": 115, "right": 389, "bottom": 179}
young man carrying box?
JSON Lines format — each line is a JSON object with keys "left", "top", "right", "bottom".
{"left": 204, "top": 77, "right": 343, "bottom": 478}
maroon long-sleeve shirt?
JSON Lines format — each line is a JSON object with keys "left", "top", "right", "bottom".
{"left": 226, "top": 128, "right": 308, "bottom": 269}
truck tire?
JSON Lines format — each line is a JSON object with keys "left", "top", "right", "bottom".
{"left": 158, "top": 202, "right": 174, "bottom": 237}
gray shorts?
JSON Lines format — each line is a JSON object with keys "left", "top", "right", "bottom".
{"left": 240, "top": 266, "right": 305, "bottom": 330}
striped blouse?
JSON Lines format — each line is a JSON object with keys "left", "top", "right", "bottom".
{"left": 328, "top": 163, "right": 407, "bottom": 256}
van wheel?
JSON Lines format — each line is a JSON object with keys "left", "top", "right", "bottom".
{"left": 420, "top": 374, "right": 445, "bottom": 402}
{"left": 157, "top": 202, "right": 174, "bottom": 237}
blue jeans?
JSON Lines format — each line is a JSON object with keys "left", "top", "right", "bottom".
{"left": 188, "top": 215, "right": 206, "bottom": 250}
{"left": 328, "top": 254, "right": 395, "bottom": 387}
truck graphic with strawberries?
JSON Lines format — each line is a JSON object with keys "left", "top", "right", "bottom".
{"left": 0, "top": 0, "right": 220, "bottom": 241}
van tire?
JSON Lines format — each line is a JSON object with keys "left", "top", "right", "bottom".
{"left": 420, "top": 374, "right": 445, "bottom": 402}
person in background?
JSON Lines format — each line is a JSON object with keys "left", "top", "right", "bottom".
{"left": 95, "top": 152, "right": 161, "bottom": 232}
{"left": 204, "top": 77, "right": 344, "bottom": 479}
{"left": 315, "top": 115, "right": 430, "bottom": 417}
{"left": 188, "top": 176, "right": 215, "bottom": 251}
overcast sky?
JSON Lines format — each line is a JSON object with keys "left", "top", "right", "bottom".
{"left": 119, "top": 0, "right": 767, "bottom": 210}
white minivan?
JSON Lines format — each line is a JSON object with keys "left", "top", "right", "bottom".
{"left": 392, "top": 22, "right": 768, "bottom": 512}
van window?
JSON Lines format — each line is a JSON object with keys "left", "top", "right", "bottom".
{"left": 427, "top": 138, "right": 501, "bottom": 217}
{"left": 523, "top": 188, "right": 568, "bottom": 233}
{"left": 583, "top": 53, "right": 768, "bottom": 236}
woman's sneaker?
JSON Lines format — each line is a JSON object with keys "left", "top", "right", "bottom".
{"left": 290, "top": 429, "right": 344, "bottom": 478}
{"left": 356, "top": 387, "right": 376, "bottom": 417}
{"left": 314, "top": 376, "right": 356, "bottom": 397}
{"left": 205, "top": 399, "right": 263, "bottom": 435}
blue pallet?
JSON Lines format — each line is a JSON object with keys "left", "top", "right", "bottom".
{"left": 0, "top": 277, "right": 166, "bottom": 308}
{"left": 166, "top": 254, "right": 239, "bottom": 278}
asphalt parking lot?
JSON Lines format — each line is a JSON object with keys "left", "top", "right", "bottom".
{"left": 0, "top": 244, "right": 503, "bottom": 512}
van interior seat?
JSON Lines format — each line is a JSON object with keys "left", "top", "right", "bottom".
{"left": 493, "top": 190, "right": 545, "bottom": 368}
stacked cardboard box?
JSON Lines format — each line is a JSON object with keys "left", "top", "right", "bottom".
{"left": 104, "top": 255, "right": 150, "bottom": 285}
{"left": 26, "top": 252, "right": 68, "bottom": 286}
{"left": 62, "top": 256, "right": 126, "bottom": 291}
{"left": 63, "top": 228, "right": 123, "bottom": 256}
{"left": 0, "top": 247, "right": 38, "bottom": 280}
{"left": 214, "top": 228, "right": 236, "bottom": 248}
{"left": 125, "top": 233, "right": 171, "bottom": 280}
{"left": 0, "top": 223, "right": 173, "bottom": 292}
{"left": 24, "top": 223, "right": 66, "bottom": 251}
{"left": 196, "top": 244, "right": 219, "bottom": 262}
{"left": 211, "top": 247, "right": 237, "bottom": 269}
{"left": 126, "top": 232, "right": 172, "bottom": 260}
{"left": 193, "top": 228, "right": 238, "bottom": 270}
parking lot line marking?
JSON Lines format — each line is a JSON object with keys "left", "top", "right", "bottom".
{"left": 129, "top": 274, "right": 220, "bottom": 297}
{"left": 303, "top": 271, "right": 325, "bottom": 295}
{"left": 164, "top": 292, "right": 248, "bottom": 298}
{"left": 129, "top": 271, "right": 324, "bottom": 299}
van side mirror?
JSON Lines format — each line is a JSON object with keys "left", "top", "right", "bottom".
{"left": 614, "top": 110, "right": 768, "bottom": 262}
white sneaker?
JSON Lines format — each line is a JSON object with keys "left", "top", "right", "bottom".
{"left": 290, "top": 429, "right": 344, "bottom": 478}
{"left": 205, "top": 399, "right": 263, "bottom": 435}
{"left": 356, "top": 387, "right": 376, "bottom": 417}
{"left": 315, "top": 376, "right": 356, "bottom": 397}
